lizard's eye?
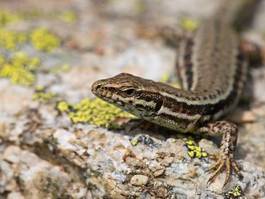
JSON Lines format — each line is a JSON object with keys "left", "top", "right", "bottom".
{"left": 124, "top": 88, "right": 135, "bottom": 96}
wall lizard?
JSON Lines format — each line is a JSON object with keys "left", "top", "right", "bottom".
{"left": 91, "top": 0, "right": 262, "bottom": 186}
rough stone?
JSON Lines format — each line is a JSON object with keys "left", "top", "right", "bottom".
{"left": 0, "top": 0, "right": 265, "bottom": 198}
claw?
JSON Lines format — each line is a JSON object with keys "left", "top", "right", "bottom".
{"left": 224, "top": 158, "right": 232, "bottom": 186}
{"left": 207, "top": 159, "right": 225, "bottom": 185}
{"left": 232, "top": 161, "right": 241, "bottom": 175}
{"left": 207, "top": 158, "right": 221, "bottom": 172}
{"left": 200, "top": 121, "right": 242, "bottom": 186}
{"left": 207, "top": 154, "right": 242, "bottom": 187}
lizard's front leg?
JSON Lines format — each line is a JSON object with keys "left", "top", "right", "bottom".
{"left": 199, "top": 121, "right": 242, "bottom": 186}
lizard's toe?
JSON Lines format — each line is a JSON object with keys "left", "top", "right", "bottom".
{"left": 207, "top": 154, "right": 242, "bottom": 187}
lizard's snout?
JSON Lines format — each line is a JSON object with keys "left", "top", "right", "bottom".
{"left": 91, "top": 79, "right": 113, "bottom": 100}
{"left": 91, "top": 80, "right": 102, "bottom": 94}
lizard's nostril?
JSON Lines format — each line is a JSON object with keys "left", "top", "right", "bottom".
{"left": 91, "top": 81, "right": 102, "bottom": 94}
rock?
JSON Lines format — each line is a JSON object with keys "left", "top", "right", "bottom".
{"left": 7, "top": 192, "right": 25, "bottom": 199}
{"left": 0, "top": 0, "right": 265, "bottom": 198}
{"left": 130, "top": 174, "right": 149, "bottom": 186}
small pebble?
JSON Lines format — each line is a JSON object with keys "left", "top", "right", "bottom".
{"left": 130, "top": 174, "right": 149, "bottom": 186}
{"left": 153, "top": 168, "right": 165, "bottom": 177}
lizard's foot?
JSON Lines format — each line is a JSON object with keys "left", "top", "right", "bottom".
{"left": 199, "top": 121, "right": 242, "bottom": 186}
{"left": 207, "top": 153, "right": 242, "bottom": 186}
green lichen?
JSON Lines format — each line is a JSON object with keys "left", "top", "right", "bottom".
{"left": 185, "top": 138, "right": 208, "bottom": 159}
{"left": 56, "top": 98, "right": 135, "bottom": 128}
{"left": 30, "top": 27, "right": 60, "bottom": 52}
{"left": 32, "top": 86, "right": 56, "bottom": 103}
{"left": 224, "top": 185, "right": 243, "bottom": 199}
{"left": 0, "top": 29, "right": 27, "bottom": 50}
{"left": 0, "top": 52, "right": 41, "bottom": 86}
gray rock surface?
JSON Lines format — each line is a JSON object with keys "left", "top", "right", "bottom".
{"left": 0, "top": 0, "right": 265, "bottom": 198}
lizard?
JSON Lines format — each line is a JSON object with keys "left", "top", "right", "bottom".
{"left": 91, "top": 0, "right": 262, "bottom": 186}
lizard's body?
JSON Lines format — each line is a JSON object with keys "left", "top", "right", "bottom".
{"left": 91, "top": 0, "right": 260, "bottom": 186}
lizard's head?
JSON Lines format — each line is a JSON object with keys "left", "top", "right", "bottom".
{"left": 91, "top": 73, "right": 164, "bottom": 118}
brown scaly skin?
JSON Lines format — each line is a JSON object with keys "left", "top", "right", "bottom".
{"left": 91, "top": 0, "right": 264, "bottom": 188}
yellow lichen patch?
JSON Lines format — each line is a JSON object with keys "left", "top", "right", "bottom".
{"left": 0, "top": 29, "right": 27, "bottom": 50}
{"left": 0, "top": 52, "right": 41, "bottom": 86}
{"left": 160, "top": 73, "right": 181, "bottom": 89}
{"left": 180, "top": 17, "right": 199, "bottom": 32}
{"left": 185, "top": 138, "right": 208, "bottom": 159}
{"left": 30, "top": 27, "right": 60, "bottom": 52}
{"left": 56, "top": 101, "right": 71, "bottom": 113}
{"left": 160, "top": 73, "right": 170, "bottom": 83}
{"left": 32, "top": 86, "right": 56, "bottom": 103}
{"left": 49, "top": 64, "right": 70, "bottom": 74}
{"left": 56, "top": 98, "right": 135, "bottom": 128}
{"left": 0, "top": 55, "right": 5, "bottom": 65}
{"left": 225, "top": 185, "right": 243, "bottom": 199}
{"left": 58, "top": 11, "right": 77, "bottom": 23}
{"left": 0, "top": 10, "right": 20, "bottom": 26}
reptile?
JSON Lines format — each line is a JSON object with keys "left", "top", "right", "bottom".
{"left": 91, "top": 0, "right": 261, "bottom": 186}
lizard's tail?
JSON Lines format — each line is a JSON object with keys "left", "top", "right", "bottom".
{"left": 214, "top": 0, "right": 262, "bottom": 31}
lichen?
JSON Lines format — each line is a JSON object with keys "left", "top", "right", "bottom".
{"left": 185, "top": 138, "right": 208, "bottom": 159}
{"left": 30, "top": 27, "right": 60, "bottom": 52}
{"left": 56, "top": 101, "right": 71, "bottom": 113}
{"left": 130, "top": 134, "right": 156, "bottom": 147}
{"left": 224, "top": 185, "right": 243, "bottom": 199}
{"left": 180, "top": 17, "right": 199, "bottom": 31}
{"left": 0, "top": 29, "right": 27, "bottom": 50}
{"left": 58, "top": 11, "right": 77, "bottom": 23}
{"left": 56, "top": 98, "right": 135, "bottom": 128}
{"left": 0, "top": 52, "right": 41, "bottom": 86}
{"left": 32, "top": 86, "right": 56, "bottom": 103}
{"left": 0, "top": 10, "right": 20, "bottom": 27}
{"left": 160, "top": 73, "right": 181, "bottom": 89}
{"left": 49, "top": 64, "right": 70, "bottom": 74}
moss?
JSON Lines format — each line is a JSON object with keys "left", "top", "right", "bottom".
{"left": 185, "top": 138, "right": 208, "bottom": 159}
{"left": 32, "top": 86, "right": 56, "bottom": 103}
{"left": 30, "top": 27, "right": 60, "bottom": 52}
{"left": 0, "top": 29, "right": 27, "bottom": 50}
{"left": 56, "top": 98, "right": 135, "bottom": 128}
{"left": 0, "top": 52, "right": 41, "bottom": 86}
